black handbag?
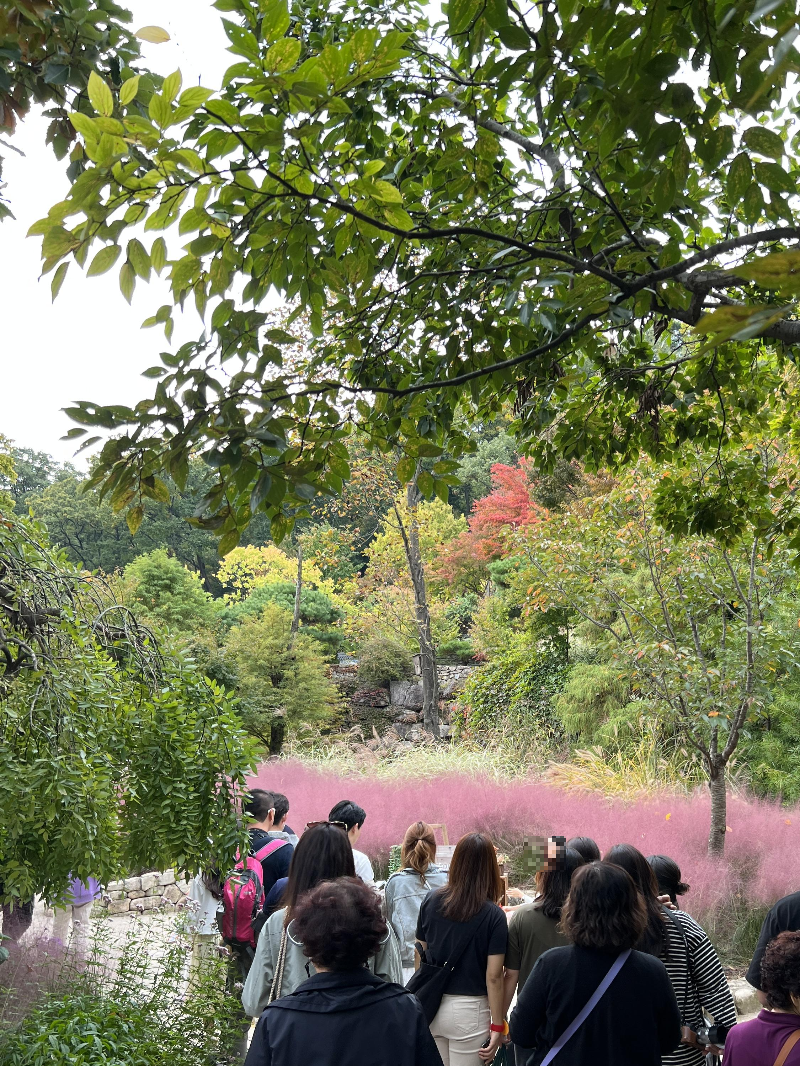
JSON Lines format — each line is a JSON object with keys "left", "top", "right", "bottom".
{"left": 406, "top": 908, "right": 489, "bottom": 1023}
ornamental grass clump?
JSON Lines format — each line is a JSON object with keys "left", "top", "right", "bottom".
{"left": 254, "top": 758, "right": 800, "bottom": 962}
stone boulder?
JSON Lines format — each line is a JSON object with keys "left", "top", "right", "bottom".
{"left": 390, "top": 679, "right": 424, "bottom": 709}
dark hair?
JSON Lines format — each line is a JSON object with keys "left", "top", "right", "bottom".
{"left": 328, "top": 800, "right": 366, "bottom": 832}
{"left": 535, "top": 847, "right": 586, "bottom": 921}
{"left": 762, "top": 931, "right": 800, "bottom": 1011}
{"left": 271, "top": 792, "right": 290, "bottom": 825}
{"left": 282, "top": 824, "right": 355, "bottom": 921}
{"left": 604, "top": 844, "right": 667, "bottom": 958}
{"left": 401, "top": 821, "right": 437, "bottom": 879}
{"left": 566, "top": 836, "right": 601, "bottom": 863}
{"left": 437, "top": 833, "right": 503, "bottom": 923}
{"left": 293, "top": 877, "right": 387, "bottom": 971}
{"left": 561, "top": 862, "right": 647, "bottom": 951}
{"left": 647, "top": 855, "right": 689, "bottom": 906}
{"left": 244, "top": 789, "right": 274, "bottom": 823}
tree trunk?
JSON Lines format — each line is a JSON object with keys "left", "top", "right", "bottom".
{"left": 708, "top": 762, "right": 727, "bottom": 856}
{"left": 403, "top": 479, "right": 439, "bottom": 736}
{"left": 269, "top": 713, "right": 286, "bottom": 756}
{"left": 288, "top": 543, "right": 302, "bottom": 650}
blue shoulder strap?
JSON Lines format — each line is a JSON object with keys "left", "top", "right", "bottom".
{"left": 539, "top": 949, "right": 631, "bottom": 1066}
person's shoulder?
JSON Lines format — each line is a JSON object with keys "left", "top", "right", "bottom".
{"left": 266, "top": 907, "right": 287, "bottom": 933}
{"left": 630, "top": 947, "right": 671, "bottom": 979}
{"left": 669, "top": 908, "right": 707, "bottom": 941}
{"left": 482, "top": 900, "right": 507, "bottom": 922}
{"left": 773, "top": 891, "right": 800, "bottom": 921}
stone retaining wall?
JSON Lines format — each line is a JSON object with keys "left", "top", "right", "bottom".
{"left": 92, "top": 869, "right": 191, "bottom": 916}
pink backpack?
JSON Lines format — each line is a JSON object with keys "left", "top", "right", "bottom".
{"left": 222, "top": 839, "right": 289, "bottom": 947}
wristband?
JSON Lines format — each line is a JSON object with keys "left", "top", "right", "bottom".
{"left": 490, "top": 1022, "right": 506, "bottom": 1034}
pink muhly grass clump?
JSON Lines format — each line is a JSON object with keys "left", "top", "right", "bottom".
{"left": 252, "top": 760, "right": 800, "bottom": 921}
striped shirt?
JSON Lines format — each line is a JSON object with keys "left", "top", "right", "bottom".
{"left": 657, "top": 908, "right": 737, "bottom": 1066}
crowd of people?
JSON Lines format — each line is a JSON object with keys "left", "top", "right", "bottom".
{"left": 183, "top": 788, "right": 800, "bottom": 1065}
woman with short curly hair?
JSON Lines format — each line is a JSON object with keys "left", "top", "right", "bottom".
{"left": 723, "top": 930, "right": 800, "bottom": 1065}
{"left": 244, "top": 877, "right": 441, "bottom": 1066}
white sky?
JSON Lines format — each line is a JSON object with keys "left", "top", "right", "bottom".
{"left": 0, "top": 1, "right": 231, "bottom": 465}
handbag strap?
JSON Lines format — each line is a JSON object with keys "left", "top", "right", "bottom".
{"left": 442, "top": 905, "right": 491, "bottom": 972}
{"left": 774, "top": 1029, "right": 800, "bottom": 1066}
{"left": 267, "top": 926, "right": 288, "bottom": 1004}
{"left": 539, "top": 950, "right": 631, "bottom": 1066}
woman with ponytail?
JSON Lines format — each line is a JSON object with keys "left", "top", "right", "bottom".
{"left": 385, "top": 822, "right": 448, "bottom": 983}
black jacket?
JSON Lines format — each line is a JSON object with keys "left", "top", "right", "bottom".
{"left": 746, "top": 890, "right": 800, "bottom": 989}
{"left": 244, "top": 969, "right": 443, "bottom": 1066}
{"left": 510, "top": 945, "right": 681, "bottom": 1066}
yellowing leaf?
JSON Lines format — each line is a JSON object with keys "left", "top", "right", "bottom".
{"left": 265, "top": 37, "right": 302, "bottom": 73}
{"left": 371, "top": 180, "right": 403, "bottom": 203}
{"left": 735, "top": 251, "right": 800, "bottom": 295}
{"left": 135, "top": 25, "right": 171, "bottom": 44}
{"left": 88, "top": 71, "right": 114, "bottom": 117}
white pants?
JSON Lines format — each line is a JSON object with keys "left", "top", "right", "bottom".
{"left": 430, "top": 994, "right": 491, "bottom": 1066}
{"left": 52, "top": 901, "right": 93, "bottom": 947}
{"left": 402, "top": 965, "right": 416, "bottom": 985}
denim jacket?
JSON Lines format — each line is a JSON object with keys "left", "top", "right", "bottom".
{"left": 384, "top": 864, "right": 448, "bottom": 966}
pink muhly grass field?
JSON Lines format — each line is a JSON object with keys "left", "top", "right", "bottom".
{"left": 252, "top": 759, "right": 800, "bottom": 923}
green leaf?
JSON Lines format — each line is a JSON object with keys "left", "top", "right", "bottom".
{"left": 265, "top": 38, "right": 302, "bottom": 72}
{"left": 151, "top": 237, "right": 167, "bottom": 274}
{"left": 727, "top": 152, "right": 752, "bottom": 203}
{"left": 119, "top": 261, "right": 136, "bottom": 303}
{"left": 176, "top": 86, "right": 213, "bottom": 114}
{"left": 743, "top": 126, "right": 784, "bottom": 159}
{"left": 88, "top": 71, "right": 114, "bottom": 117}
{"left": 371, "top": 180, "right": 403, "bottom": 203}
{"left": 87, "top": 245, "right": 122, "bottom": 276}
{"left": 42, "top": 226, "right": 79, "bottom": 259}
{"left": 51, "top": 262, "right": 69, "bottom": 302}
{"left": 119, "top": 75, "right": 140, "bottom": 107}
{"left": 382, "top": 205, "right": 414, "bottom": 230}
{"left": 70, "top": 112, "right": 99, "bottom": 140}
{"left": 218, "top": 528, "right": 241, "bottom": 556}
{"left": 754, "top": 161, "right": 795, "bottom": 194}
{"left": 496, "top": 24, "right": 531, "bottom": 49}
{"left": 162, "top": 70, "right": 183, "bottom": 104}
{"left": 212, "top": 299, "right": 235, "bottom": 329}
{"left": 261, "top": 0, "right": 290, "bottom": 43}
{"left": 127, "top": 239, "right": 151, "bottom": 280}
{"left": 448, "top": 0, "right": 482, "bottom": 34}
{"left": 149, "top": 94, "right": 173, "bottom": 129}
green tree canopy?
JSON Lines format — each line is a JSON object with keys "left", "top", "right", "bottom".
{"left": 515, "top": 448, "right": 800, "bottom": 854}
{"left": 0, "top": 0, "right": 145, "bottom": 217}
{"left": 120, "top": 548, "right": 217, "bottom": 633}
{"left": 0, "top": 508, "right": 254, "bottom": 905}
{"left": 220, "top": 601, "right": 338, "bottom": 749}
{"left": 24, "top": 459, "right": 224, "bottom": 593}
{"left": 30, "top": 0, "right": 800, "bottom": 547}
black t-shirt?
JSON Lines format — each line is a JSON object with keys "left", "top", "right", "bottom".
{"left": 416, "top": 892, "right": 508, "bottom": 996}
{"left": 249, "top": 828, "right": 294, "bottom": 898}
{"left": 746, "top": 891, "right": 800, "bottom": 989}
